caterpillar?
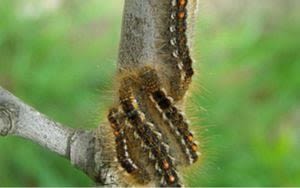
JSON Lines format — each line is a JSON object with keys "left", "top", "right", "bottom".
{"left": 108, "top": 107, "right": 151, "bottom": 184}
{"left": 138, "top": 67, "right": 198, "bottom": 164}
{"left": 158, "top": 0, "right": 195, "bottom": 101}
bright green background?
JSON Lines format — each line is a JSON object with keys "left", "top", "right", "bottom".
{"left": 0, "top": 0, "right": 299, "bottom": 186}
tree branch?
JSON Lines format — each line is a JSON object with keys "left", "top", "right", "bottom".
{"left": 0, "top": 87, "right": 119, "bottom": 186}
{"left": 0, "top": 87, "right": 74, "bottom": 156}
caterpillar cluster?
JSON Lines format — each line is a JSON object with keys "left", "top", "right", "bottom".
{"left": 106, "top": 0, "right": 198, "bottom": 186}
{"left": 107, "top": 66, "right": 199, "bottom": 187}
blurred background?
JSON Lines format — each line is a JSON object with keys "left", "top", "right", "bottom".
{"left": 0, "top": 0, "right": 299, "bottom": 186}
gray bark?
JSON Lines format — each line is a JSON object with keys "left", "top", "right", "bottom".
{"left": 118, "top": 0, "right": 199, "bottom": 69}
{"left": 0, "top": 86, "right": 119, "bottom": 186}
{"left": 0, "top": 87, "right": 74, "bottom": 156}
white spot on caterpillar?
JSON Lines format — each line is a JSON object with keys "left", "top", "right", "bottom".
{"left": 161, "top": 88, "right": 167, "bottom": 94}
{"left": 127, "top": 158, "right": 133, "bottom": 164}
{"left": 162, "top": 113, "right": 168, "bottom": 121}
{"left": 169, "top": 25, "right": 176, "bottom": 32}
{"left": 171, "top": 12, "right": 176, "bottom": 19}
{"left": 155, "top": 104, "right": 163, "bottom": 113}
{"left": 118, "top": 166, "right": 124, "bottom": 171}
{"left": 134, "top": 131, "right": 139, "bottom": 139}
{"left": 180, "top": 72, "right": 185, "bottom": 81}
{"left": 132, "top": 164, "right": 138, "bottom": 170}
{"left": 169, "top": 155, "right": 176, "bottom": 163}
{"left": 170, "top": 38, "right": 177, "bottom": 46}
{"left": 162, "top": 142, "right": 170, "bottom": 152}
{"left": 160, "top": 177, "right": 166, "bottom": 185}
{"left": 185, "top": 120, "right": 191, "bottom": 126}
{"left": 154, "top": 131, "right": 162, "bottom": 139}
{"left": 149, "top": 152, "right": 155, "bottom": 160}
{"left": 167, "top": 96, "right": 174, "bottom": 103}
{"left": 138, "top": 111, "right": 146, "bottom": 121}
{"left": 141, "top": 142, "right": 145, "bottom": 148}
{"left": 155, "top": 162, "right": 162, "bottom": 173}
{"left": 171, "top": 0, "right": 177, "bottom": 7}
{"left": 149, "top": 95, "right": 156, "bottom": 103}
{"left": 146, "top": 122, "right": 155, "bottom": 128}
{"left": 185, "top": 148, "right": 190, "bottom": 155}
{"left": 172, "top": 50, "right": 179, "bottom": 58}
{"left": 173, "top": 129, "right": 180, "bottom": 136}
{"left": 169, "top": 121, "right": 175, "bottom": 129}
{"left": 124, "top": 151, "right": 129, "bottom": 157}
{"left": 177, "top": 61, "right": 183, "bottom": 70}
{"left": 179, "top": 111, "right": 185, "bottom": 117}
{"left": 181, "top": 139, "right": 185, "bottom": 145}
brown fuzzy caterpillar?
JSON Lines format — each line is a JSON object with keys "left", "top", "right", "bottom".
{"left": 108, "top": 107, "right": 151, "bottom": 184}
{"left": 157, "top": 0, "right": 197, "bottom": 101}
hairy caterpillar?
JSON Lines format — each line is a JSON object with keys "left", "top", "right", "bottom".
{"left": 157, "top": 0, "right": 197, "bottom": 101}
{"left": 108, "top": 107, "right": 151, "bottom": 184}
{"left": 107, "top": 66, "right": 199, "bottom": 186}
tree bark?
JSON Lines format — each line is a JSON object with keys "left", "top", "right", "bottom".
{"left": 0, "top": 86, "right": 119, "bottom": 186}
{"left": 118, "top": 0, "right": 199, "bottom": 69}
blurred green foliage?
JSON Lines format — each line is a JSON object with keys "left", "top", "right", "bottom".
{"left": 0, "top": 0, "right": 299, "bottom": 186}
